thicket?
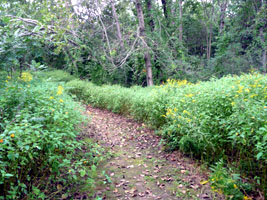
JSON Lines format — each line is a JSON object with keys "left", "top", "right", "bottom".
{"left": 65, "top": 71, "right": 267, "bottom": 197}
{"left": 0, "top": 72, "right": 105, "bottom": 199}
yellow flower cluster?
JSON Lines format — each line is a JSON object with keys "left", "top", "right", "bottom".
{"left": 57, "top": 85, "right": 64, "bottom": 95}
{"left": 165, "top": 79, "right": 191, "bottom": 87}
{"left": 21, "top": 72, "right": 33, "bottom": 82}
{"left": 185, "top": 93, "right": 194, "bottom": 98}
{"left": 183, "top": 110, "right": 191, "bottom": 115}
{"left": 236, "top": 85, "right": 244, "bottom": 94}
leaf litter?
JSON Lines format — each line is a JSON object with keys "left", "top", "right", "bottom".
{"left": 81, "top": 105, "right": 224, "bottom": 200}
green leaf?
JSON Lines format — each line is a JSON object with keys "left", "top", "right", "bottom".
{"left": 256, "top": 152, "right": 263, "bottom": 160}
{"left": 80, "top": 169, "right": 86, "bottom": 177}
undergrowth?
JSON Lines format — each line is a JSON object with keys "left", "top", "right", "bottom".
{"left": 0, "top": 71, "right": 105, "bottom": 199}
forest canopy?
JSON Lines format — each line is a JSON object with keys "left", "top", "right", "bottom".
{"left": 0, "top": 0, "right": 266, "bottom": 86}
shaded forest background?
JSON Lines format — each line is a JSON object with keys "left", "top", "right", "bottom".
{"left": 0, "top": 0, "right": 266, "bottom": 86}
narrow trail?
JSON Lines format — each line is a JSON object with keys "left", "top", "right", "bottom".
{"left": 82, "top": 105, "right": 223, "bottom": 200}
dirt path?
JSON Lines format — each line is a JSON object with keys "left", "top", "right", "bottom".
{"left": 82, "top": 105, "right": 223, "bottom": 200}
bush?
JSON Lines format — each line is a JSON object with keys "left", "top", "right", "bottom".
{"left": 0, "top": 72, "right": 104, "bottom": 199}
{"left": 35, "top": 69, "right": 76, "bottom": 82}
{"left": 162, "top": 73, "right": 267, "bottom": 194}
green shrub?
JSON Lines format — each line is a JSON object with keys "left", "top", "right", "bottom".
{"left": 162, "top": 74, "right": 267, "bottom": 194}
{"left": 35, "top": 69, "right": 76, "bottom": 82}
{"left": 66, "top": 79, "right": 166, "bottom": 126}
{"left": 208, "top": 160, "right": 253, "bottom": 200}
{"left": 0, "top": 73, "right": 104, "bottom": 199}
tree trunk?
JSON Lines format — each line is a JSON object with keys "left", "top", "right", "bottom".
{"left": 260, "top": 28, "right": 266, "bottom": 72}
{"left": 260, "top": 0, "right": 266, "bottom": 72}
{"left": 179, "top": 0, "right": 183, "bottom": 42}
{"left": 208, "top": 24, "right": 213, "bottom": 60}
{"left": 161, "top": 0, "right": 168, "bottom": 19}
{"left": 111, "top": 0, "right": 123, "bottom": 48}
{"left": 135, "top": 0, "right": 153, "bottom": 86}
{"left": 206, "top": 29, "right": 209, "bottom": 60}
{"left": 219, "top": 1, "right": 228, "bottom": 33}
{"left": 146, "top": 0, "right": 155, "bottom": 31}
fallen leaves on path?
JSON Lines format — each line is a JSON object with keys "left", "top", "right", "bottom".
{"left": 81, "top": 105, "right": 224, "bottom": 200}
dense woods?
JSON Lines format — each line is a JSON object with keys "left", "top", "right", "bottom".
{"left": 0, "top": 0, "right": 266, "bottom": 86}
{"left": 0, "top": 0, "right": 266, "bottom": 199}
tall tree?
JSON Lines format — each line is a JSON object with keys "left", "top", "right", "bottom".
{"left": 161, "top": 0, "right": 168, "bottom": 20}
{"left": 201, "top": 0, "right": 215, "bottom": 60}
{"left": 145, "top": 0, "right": 155, "bottom": 31}
{"left": 259, "top": 0, "right": 266, "bottom": 72}
{"left": 135, "top": 0, "right": 153, "bottom": 86}
{"left": 111, "top": 0, "right": 123, "bottom": 48}
{"left": 179, "top": 0, "right": 183, "bottom": 42}
{"left": 218, "top": 0, "right": 228, "bottom": 33}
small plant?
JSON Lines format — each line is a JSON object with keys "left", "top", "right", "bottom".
{"left": 209, "top": 160, "right": 253, "bottom": 200}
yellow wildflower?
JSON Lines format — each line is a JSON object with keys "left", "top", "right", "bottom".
{"left": 243, "top": 196, "right": 252, "bottom": 200}
{"left": 185, "top": 93, "right": 194, "bottom": 98}
{"left": 166, "top": 108, "right": 173, "bottom": 116}
{"left": 234, "top": 184, "right": 238, "bottom": 189}
{"left": 49, "top": 96, "right": 54, "bottom": 100}
{"left": 21, "top": 72, "right": 33, "bottom": 82}
{"left": 59, "top": 99, "right": 64, "bottom": 103}
{"left": 249, "top": 94, "right": 257, "bottom": 98}
{"left": 57, "top": 85, "right": 64, "bottom": 95}
{"left": 10, "top": 134, "right": 15, "bottom": 138}
{"left": 200, "top": 180, "right": 209, "bottom": 185}
{"left": 183, "top": 110, "right": 190, "bottom": 115}
{"left": 237, "top": 86, "right": 244, "bottom": 94}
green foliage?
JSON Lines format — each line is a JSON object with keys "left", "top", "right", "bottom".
{"left": 0, "top": 72, "right": 105, "bottom": 199}
{"left": 36, "top": 70, "right": 76, "bottom": 82}
{"left": 66, "top": 78, "right": 167, "bottom": 127}
{"left": 209, "top": 160, "right": 253, "bottom": 200}
{"left": 161, "top": 73, "right": 267, "bottom": 194}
